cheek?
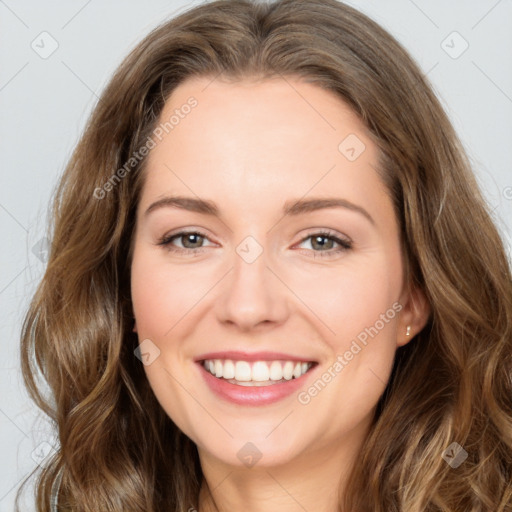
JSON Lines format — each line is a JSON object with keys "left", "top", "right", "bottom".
{"left": 131, "top": 248, "right": 201, "bottom": 431}
{"left": 131, "top": 248, "right": 202, "bottom": 336}
{"left": 285, "top": 253, "right": 402, "bottom": 351}
{"left": 293, "top": 265, "right": 401, "bottom": 436}
{"left": 131, "top": 272, "right": 166, "bottom": 336}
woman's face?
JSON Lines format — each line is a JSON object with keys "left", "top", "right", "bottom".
{"left": 131, "top": 76, "right": 427, "bottom": 470}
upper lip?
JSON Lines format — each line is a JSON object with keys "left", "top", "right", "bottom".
{"left": 195, "top": 351, "right": 318, "bottom": 363}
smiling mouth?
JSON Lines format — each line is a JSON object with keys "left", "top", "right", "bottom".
{"left": 201, "top": 359, "right": 316, "bottom": 387}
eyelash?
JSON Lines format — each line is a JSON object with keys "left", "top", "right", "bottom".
{"left": 157, "top": 229, "right": 352, "bottom": 258}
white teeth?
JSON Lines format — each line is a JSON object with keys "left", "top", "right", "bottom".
{"left": 202, "top": 358, "right": 313, "bottom": 383}
{"left": 269, "top": 361, "right": 283, "bottom": 380}
{"left": 283, "top": 361, "right": 294, "bottom": 380}
{"left": 223, "top": 359, "right": 235, "bottom": 379}
{"left": 252, "top": 361, "right": 270, "bottom": 381}
{"left": 214, "top": 360, "right": 223, "bottom": 378}
{"left": 235, "top": 361, "right": 252, "bottom": 381}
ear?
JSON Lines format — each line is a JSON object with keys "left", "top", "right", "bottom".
{"left": 396, "top": 284, "right": 430, "bottom": 347}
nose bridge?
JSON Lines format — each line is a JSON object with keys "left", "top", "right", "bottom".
{"left": 232, "top": 234, "right": 269, "bottom": 287}
{"left": 216, "top": 233, "right": 288, "bottom": 328}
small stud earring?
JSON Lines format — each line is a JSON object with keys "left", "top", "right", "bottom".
{"left": 406, "top": 325, "right": 411, "bottom": 336}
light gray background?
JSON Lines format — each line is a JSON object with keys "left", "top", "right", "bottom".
{"left": 1, "top": 0, "right": 511, "bottom": 510}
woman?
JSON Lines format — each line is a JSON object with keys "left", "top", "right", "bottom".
{"left": 18, "top": 0, "right": 512, "bottom": 510}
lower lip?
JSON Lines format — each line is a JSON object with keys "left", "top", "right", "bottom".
{"left": 198, "top": 363, "right": 315, "bottom": 406}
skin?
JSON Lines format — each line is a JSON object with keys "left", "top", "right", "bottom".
{"left": 130, "top": 76, "right": 430, "bottom": 512}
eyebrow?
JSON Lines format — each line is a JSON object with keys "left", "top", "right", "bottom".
{"left": 144, "top": 195, "right": 375, "bottom": 225}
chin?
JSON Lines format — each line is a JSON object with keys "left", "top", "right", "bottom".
{"left": 190, "top": 421, "right": 314, "bottom": 470}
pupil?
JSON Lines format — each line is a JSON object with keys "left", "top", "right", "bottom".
{"left": 187, "top": 234, "right": 200, "bottom": 247}
{"left": 313, "top": 236, "right": 331, "bottom": 250}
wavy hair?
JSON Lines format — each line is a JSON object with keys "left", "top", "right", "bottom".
{"left": 17, "top": 0, "right": 512, "bottom": 510}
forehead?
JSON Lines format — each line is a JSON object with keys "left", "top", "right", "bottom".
{"left": 139, "top": 76, "right": 390, "bottom": 221}
{"left": 154, "top": 75, "right": 372, "bottom": 159}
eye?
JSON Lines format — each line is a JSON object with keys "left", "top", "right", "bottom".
{"left": 295, "top": 230, "right": 352, "bottom": 258}
{"left": 157, "top": 230, "right": 212, "bottom": 254}
{"left": 157, "top": 229, "right": 352, "bottom": 258}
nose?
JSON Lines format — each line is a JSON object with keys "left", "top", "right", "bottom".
{"left": 215, "top": 239, "right": 290, "bottom": 332}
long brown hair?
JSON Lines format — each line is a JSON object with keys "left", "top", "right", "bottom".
{"left": 18, "top": 0, "right": 512, "bottom": 510}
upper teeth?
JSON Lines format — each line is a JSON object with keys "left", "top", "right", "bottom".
{"left": 203, "top": 359, "right": 313, "bottom": 382}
